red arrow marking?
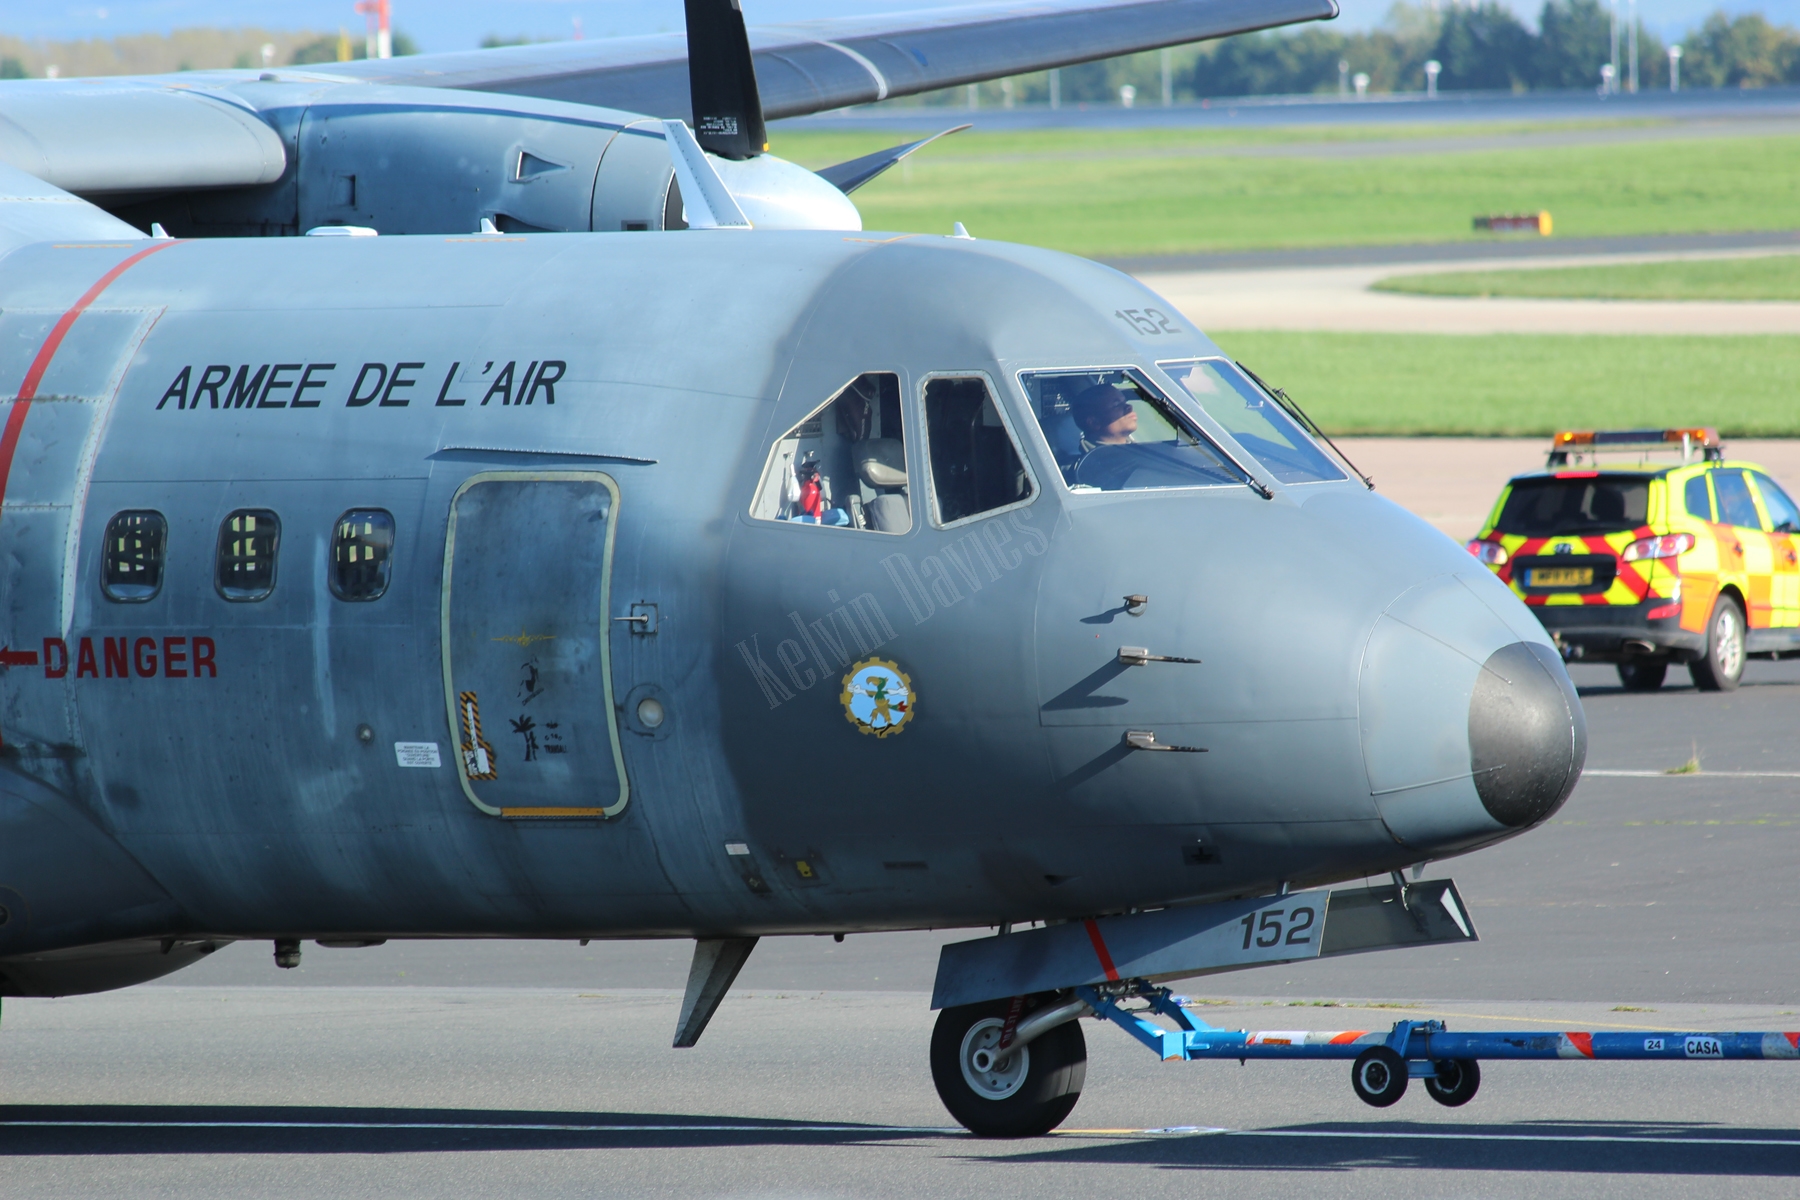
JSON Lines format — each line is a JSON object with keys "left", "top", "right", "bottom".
{"left": 0, "top": 239, "right": 177, "bottom": 749}
{"left": 0, "top": 645, "right": 39, "bottom": 668}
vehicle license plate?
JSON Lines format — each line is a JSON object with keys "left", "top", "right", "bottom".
{"left": 1527, "top": 567, "right": 1593, "bottom": 587}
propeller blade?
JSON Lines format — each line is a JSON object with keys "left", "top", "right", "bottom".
{"left": 813, "top": 125, "right": 972, "bottom": 195}
{"left": 685, "top": 0, "right": 768, "bottom": 160}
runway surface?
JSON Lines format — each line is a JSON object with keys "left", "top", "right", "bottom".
{"left": 1105, "top": 229, "right": 1800, "bottom": 274}
{"left": 1138, "top": 245, "right": 1800, "bottom": 334}
{"left": 779, "top": 84, "right": 1800, "bottom": 134}
{"left": 3, "top": 989, "right": 1798, "bottom": 1199}
{"left": 4, "top": 654, "right": 1798, "bottom": 1195}
{"left": 1336, "top": 438, "right": 1800, "bottom": 543}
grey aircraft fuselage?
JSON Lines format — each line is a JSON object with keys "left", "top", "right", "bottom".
{"left": 0, "top": 226, "right": 1583, "bottom": 992}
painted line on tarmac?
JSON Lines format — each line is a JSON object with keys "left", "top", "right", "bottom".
{"left": 1216, "top": 1128, "right": 1800, "bottom": 1148}
{"left": 0, "top": 1119, "right": 960, "bottom": 1135}
{"left": 4, "top": 1118, "right": 1798, "bottom": 1148}
{"left": 1585, "top": 770, "right": 1800, "bottom": 778}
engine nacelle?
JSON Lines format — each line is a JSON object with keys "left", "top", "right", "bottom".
{"left": 98, "top": 80, "right": 857, "bottom": 239}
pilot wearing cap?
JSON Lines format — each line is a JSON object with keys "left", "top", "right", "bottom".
{"left": 1071, "top": 383, "right": 1138, "bottom": 453}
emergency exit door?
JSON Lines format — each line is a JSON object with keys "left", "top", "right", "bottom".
{"left": 442, "top": 471, "right": 629, "bottom": 818}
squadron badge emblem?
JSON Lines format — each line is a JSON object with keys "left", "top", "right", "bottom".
{"left": 841, "top": 658, "right": 914, "bottom": 738}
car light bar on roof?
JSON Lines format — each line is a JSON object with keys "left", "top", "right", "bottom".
{"left": 1547, "top": 427, "right": 1722, "bottom": 468}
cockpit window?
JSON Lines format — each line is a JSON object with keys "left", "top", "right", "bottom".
{"left": 750, "top": 372, "right": 910, "bottom": 533}
{"left": 1159, "top": 359, "right": 1344, "bottom": 485}
{"left": 1017, "top": 368, "right": 1244, "bottom": 492}
{"left": 922, "top": 375, "right": 1033, "bottom": 526}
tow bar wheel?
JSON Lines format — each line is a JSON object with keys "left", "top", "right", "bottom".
{"left": 930, "top": 1000, "right": 1086, "bottom": 1137}
{"left": 1351, "top": 1045, "right": 1408, "bottom": 1107}
{"left": 1425, "top": 1057, "right": 1481, "bottom": 1106}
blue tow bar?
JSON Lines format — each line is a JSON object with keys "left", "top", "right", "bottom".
{"left": 1077, "top": 982, "right": 1800, "bottom": 1068}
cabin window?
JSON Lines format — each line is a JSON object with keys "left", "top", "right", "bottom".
{"left": 100, "top": 510, "right": 167, "bottom": 602}
{"left": 922, "top": 375, "right": 1033, "bottom": 525}
{"left": 1751, "top": 472, "right": 1800, "bottom": 534}
{"left": 1017, "top": 368, "right": 1243, "bottom": 492}
{"left": 1496, "top": 476, "right": 1649, "bottom": 536}
{"left": 331, "top": 509, "right": 395, "bottom": 601}
{"left": 1159, "top": 359, "right": 1344, "bottom": 485}
{"left": 749, "top": 372, "right": 910, "bottom": 534}
{"left": 1713, "top": 470, "right": 1763, "bottom": 531}
{"left": 215, "top": 509, "right": 280, "bottom": 601}
{"left": 1684, "top": 475, "right": 1715, "bottom": 523}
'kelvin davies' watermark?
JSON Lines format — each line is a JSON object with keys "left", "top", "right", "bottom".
{"left": 734, "top": 507, "right": 1047, "bottom": 710}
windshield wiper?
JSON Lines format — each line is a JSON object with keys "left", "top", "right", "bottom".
{"left": 1236, "top": 361, "right": 1374, "bottom": 491}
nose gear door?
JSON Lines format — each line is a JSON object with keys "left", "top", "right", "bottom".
{"left": 441, "top": 471, "right": 629, "bottom": 818}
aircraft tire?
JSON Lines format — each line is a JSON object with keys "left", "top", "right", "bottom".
{"left": 930, "top": 1000, "right": 1086, "bottom": 1137}
{"left": 1423, "top": 1058, "right": 1481, "bottom": 1107}
{"left": 1689, "top": 595, "right": 1746, "bottom": 692}
{"left": 1350, "top": 1046, "right": 1408, "bottom": 1107}
{"left": 1616, "top": 660, "right": 1668, "bottom": 691}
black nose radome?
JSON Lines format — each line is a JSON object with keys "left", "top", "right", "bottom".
{"left": 1468, "top": 641, "right": 1586, "bottom": 828}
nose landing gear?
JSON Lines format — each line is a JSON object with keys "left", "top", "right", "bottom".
{"left": 930, "top": 999, "right": 1086, "bottom": 1137}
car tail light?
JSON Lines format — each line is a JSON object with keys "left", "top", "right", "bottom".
{"left": 1622, "top": 533, "right": 1695, "bottom": 562}
{"left": 1465, "top": 540, "right": 1508, "bottom": 566}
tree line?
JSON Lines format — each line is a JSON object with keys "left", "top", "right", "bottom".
{"left": 919, "top": 4, "right": 1800, "bottom": 107}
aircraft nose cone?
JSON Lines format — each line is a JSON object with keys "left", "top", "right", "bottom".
{"left": 1360, "top": 574, "right": 1585, "bottom": 853}
{"left": 1468, "top": 641, "right": 1587, "bottom": 828}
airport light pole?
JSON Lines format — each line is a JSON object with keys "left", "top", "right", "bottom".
{"left": 1161, "top": 47, "right": 1172, "bottom": 106}
{"left": 1608, "top": 0, "right": 1619, "bottom": 94}
{"left": 1628, "top": 0, "right": 1638, "bottom": 93}
{"left": 1668, "top": 44, "right": 1681, "bottom": 92}
{"left": 1338, "top": 58, "right": 1349, "bottom": 96}
{"left": 354, "top": 0, "right": 392, "bottom": 60}
{"left": 1425, "top": 59, "right": 1440, "bottom": 98}
{"left": 1049, "top": 68, "right": 1060, "bottom": 109}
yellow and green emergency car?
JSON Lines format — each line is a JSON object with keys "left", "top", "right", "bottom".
{"left": 1467, "top": 428, "right": 1800, "bottom": 692}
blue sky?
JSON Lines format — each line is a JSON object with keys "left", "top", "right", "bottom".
{"left": 1, "top": 1, "right": 1796, "bottom": 53}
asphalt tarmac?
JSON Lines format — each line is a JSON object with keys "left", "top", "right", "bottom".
{"left": 3, "top": 660, "right": 1797, "bottom": 1196}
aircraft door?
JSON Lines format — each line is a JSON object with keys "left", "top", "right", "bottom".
{"left": 441, "top": 472, "right": 629, "bottom": 818}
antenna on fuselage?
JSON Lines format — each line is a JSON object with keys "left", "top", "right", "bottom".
{"left": 684, "top": 0, "right": 768, "bottom": 160}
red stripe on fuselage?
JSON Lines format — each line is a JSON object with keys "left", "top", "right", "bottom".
{"left": 0, "top": 242, "right": 177, "bottom": 520}
{"left": 1083, "top": 918, "right": 1121, "bottom": 982}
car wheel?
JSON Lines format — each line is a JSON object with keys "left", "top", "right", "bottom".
{"left": 1616, "top": 660, "right": 1668, "bottom": 691}
{"left": 1689, "top": 595, "right": 1745, "bottom": 692}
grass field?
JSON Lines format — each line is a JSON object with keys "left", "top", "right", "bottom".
{"left": 1373, "top": 254, "right": 1800, "bottom": 300}
{"left": 1208, "top": 332, "right": 1800, "bottom": 436}
{"left": 769, "top": 125, "right": 1800, "bottom": 259}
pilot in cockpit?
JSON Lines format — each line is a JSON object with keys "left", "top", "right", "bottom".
{"left": 1072, "top": 383, "right": 1139, "bottom": 454}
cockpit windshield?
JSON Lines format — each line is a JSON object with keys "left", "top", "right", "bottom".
{"left": 1016, "top": 368, "right": 1246, "bottom": 492}
{"left": 1159, "top": 359, "right": 1344, "bottom": 485}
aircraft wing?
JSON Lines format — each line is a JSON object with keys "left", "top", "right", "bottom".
{"left": 312, "top": 0, "right": 1339, "bottom": 120}
{"left": 0, "top": 0, "right": 1333, "bottom": 210}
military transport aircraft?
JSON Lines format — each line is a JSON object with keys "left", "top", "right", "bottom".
{"left": 0, "top": 0, "right": 1592, "bottom": 1136}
